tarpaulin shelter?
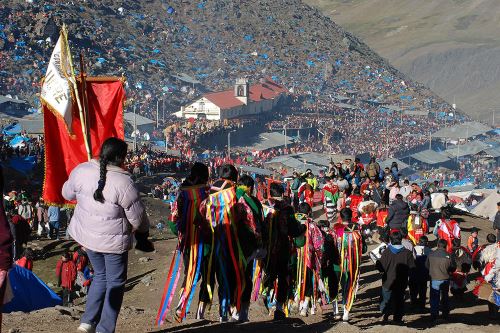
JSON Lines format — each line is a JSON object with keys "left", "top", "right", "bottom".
{"left": 8, "top": 136, "right": 29, "bottom": 148}
{"left": 2, "top": 123, "right": 21, "bottom": 136}
{"left": 444, "top": 140, "right": 490, "bottom": 158}
{"left": 410, "top": 150, "right": 451, "bottom": 165}
{"left": 3, "top": 265, "right": 61, "bottom": 313}
{"left": 431, "top": 122, "right": 493, "bottom": 140}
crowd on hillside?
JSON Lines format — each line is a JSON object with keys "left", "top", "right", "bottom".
{"left": 1, "top": 0, "right": 460, "bottom": 129}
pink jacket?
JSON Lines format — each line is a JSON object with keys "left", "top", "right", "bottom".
{"left": 63, "top": 160, "right": 149, "bottom": 254}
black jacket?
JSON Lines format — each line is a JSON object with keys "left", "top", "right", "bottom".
{"left": 377, "top": 244, "right": 415, "bottom": 290}
{"left": 387, "top": 199, "right": 410, "bottom": 230}
{"left": 426, "top": 248, "right": 456, "bottom": 281}
{"left": 493, "top": 211, "right": 500, "bottom": 230}
{"left": 263, "top": 199, "right": 306, "bottom": 263}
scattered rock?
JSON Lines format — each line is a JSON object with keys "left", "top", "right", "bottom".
{"left": 140, "top": 275, "right": 153, "bottom": 286}
{"left": 121, "top": 306, "right": 145, "bottom": 316}
{"left": 47, "top": 282, "right": 54, "bottom": 288}
{"left": 138, "top": 257, "right": 152, "bottom": 263}
{"left": 55, "top": 305, "right": 80, "bottom": 317}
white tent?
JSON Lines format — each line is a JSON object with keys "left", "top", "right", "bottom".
{"left": 471, "top": 191, "right": 500, "bottom": 221}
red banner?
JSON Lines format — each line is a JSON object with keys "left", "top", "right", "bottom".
{"left": 42, "top": 80, "right": 125, "bottom": 204}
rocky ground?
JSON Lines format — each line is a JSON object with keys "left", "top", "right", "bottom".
{"left": 3, "top": 195, "right": 499, "bottom": 332}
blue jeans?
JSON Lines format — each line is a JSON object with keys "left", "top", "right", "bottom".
{"left": 380, "top": 287, "right": 405, "bottom": 321}
{"left": 49, "top": 221, "right": 60, "bottom": 239}
{"left": 430, "top": 280, "right": 449, "bottom": 318}
{"left": 81, "top": 250, "right": 128, "bottom": 333}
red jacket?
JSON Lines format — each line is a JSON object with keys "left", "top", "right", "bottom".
{"left": 56, "top": 260, "right": 77, "bottom": 290}
{"left": 349, "top": 195, "right": 363, "bottom": 220}
{"left": 376, "top": 209, "right": 389, "bottom": 228}
{"left": 15, "top": 257, "right": 33, "bottom": 271}
{"left": 73, "top": 251, "right": 88, "bottom": 272}
{"left": 437, "top": 219, "right": 460, "bottom": 253}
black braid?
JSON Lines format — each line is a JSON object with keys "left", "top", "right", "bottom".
{"left": 93, "top": 157, "right": 108, "bottom": 203}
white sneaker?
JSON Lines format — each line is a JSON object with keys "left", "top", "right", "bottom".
{"left": 77, "top": 323, "right": 95, "bottom": 333}
{"left": 342, "top": 310, "right": 349, "bottom": 322}
{"left": 195, "top": 302, "right": 206, "bottom": 320}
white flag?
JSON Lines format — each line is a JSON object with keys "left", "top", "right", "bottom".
{"left": 41, "top": 32, "right": 75, "bottom": 133}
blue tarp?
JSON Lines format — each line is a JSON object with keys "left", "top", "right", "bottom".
{"left": 9, "top": 136, "right": 29, "bottom": 147}
{"left": 3, "top": 266, "right": 61, "bottom": 313}
{"left": 197, "top": 153, "right": 210, "bottom": 159}
{"left": 2, "top": 124, "right": 21, "bottom": 136}
{"left": 8, "top": 156, "right": 37, "bottom": 174}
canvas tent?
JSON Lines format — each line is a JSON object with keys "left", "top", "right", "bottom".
{"left": 444, "top": 140, "right": 490, "bottom": 158}
{"left": 235, "top": 164, "right": 274, "bottom": 176}
{"left": 245, "top": 132, "right": 293, "bottom": 151}
{"left": 410, "top": 150, "right": 451, "bottom": 165}
{"left": 471, "top": 191, "right": 500, "bottom": 221}
{"left": 431, "top": 122, "right": 492, "bottom": 140}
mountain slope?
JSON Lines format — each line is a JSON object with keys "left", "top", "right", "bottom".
{"left": 1, "top": 0, "right": 455, "bottom": 120}
{"left": 306, "top": 0, "right": 500, "bottom": 123}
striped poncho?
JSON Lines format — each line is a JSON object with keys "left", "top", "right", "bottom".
{"left": 204, "top": 186, "right": 246, "bottom": 316}
{"left": 338, "top": 224, "right": 363, "bottom": 312}
{"left": 156, "top": 184, "right": 208, "bottom": 325}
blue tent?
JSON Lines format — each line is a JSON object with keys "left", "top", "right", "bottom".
{"left": 3, "top": 266, "right": 61, "bottom": 313}
{"left": 2, "top": 124, "right": 21, "bottom": 136}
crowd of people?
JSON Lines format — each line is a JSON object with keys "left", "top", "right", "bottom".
{"left": 0, "top": 132, "right": 44, "bottom": 163}
{"left": 0, "top": 129, "right": 498, "bottom": 333}
{"left": 157, "top": 155, "right": 500, "bottom": 330}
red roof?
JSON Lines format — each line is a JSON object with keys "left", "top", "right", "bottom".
{"left": 249, "top": 79, "right": 287, "bottom": 102}
{"left": 204, "top": 90, "right": 245, "bottom": 110}
{"left": 203, "top": 79, "right": 287, "bottom": 109}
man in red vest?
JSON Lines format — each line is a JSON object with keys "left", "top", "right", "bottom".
{"left": 436, "top": 209, "right": 461, "bottom": 253}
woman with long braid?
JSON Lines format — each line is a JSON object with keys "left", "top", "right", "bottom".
{"left": 63, "top": 138, "right": 152, "bottom": 333}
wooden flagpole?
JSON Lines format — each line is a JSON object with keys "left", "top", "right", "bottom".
{"left": 61, "top": 24, "right": 92, "bottom": 160}
{"left": 79, "top": 52, "right": 93, "bottom": 159}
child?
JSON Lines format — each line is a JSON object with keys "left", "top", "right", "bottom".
{"left": 409, "top": 236, "right": 431, "bottom": 310}
{"left": 76, "top": 265, "right": 94, "bottom": 298}
{"left": 15, "top": 248, "right": 33, "bottom": 271}
{"left": 56, "top": 251, "right": 77, "bottom": 306}
{"left": 467, "top": 228, "right": 479, "bottom": 253}
{"left": 72, "top": 246, "right": 89, "bottom": 272}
